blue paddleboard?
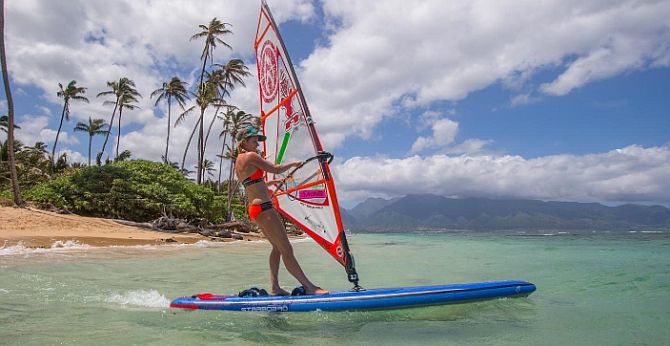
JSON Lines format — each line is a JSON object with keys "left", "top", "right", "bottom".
{"left": 170, "top": 280, "right": 536, "bottom": 312}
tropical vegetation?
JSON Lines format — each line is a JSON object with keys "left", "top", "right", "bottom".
{"left": 25, "top": 160, "right": 239, "bottom": 222}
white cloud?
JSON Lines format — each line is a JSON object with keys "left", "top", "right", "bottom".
{"left": 510, "top": 93, "right": 539, "bottom": 107}
{"left": 416, "top": 110, "right": 442, "bottom": 131}
{"left": 298, "top": 0, "right": 670, "bottom": 145}
{"left": 410, "top": 118, "right": 459, "bottom": 153}
{"left": 14, "top": 114, "right": 78, "bottom": 147}
{"left": 445, "top": 139, "right": 495, "bottom": 156}
{"left": 334, "top": 144, "right": 670, "bottom": 206}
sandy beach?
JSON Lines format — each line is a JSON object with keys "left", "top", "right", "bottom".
{"left": 0, "top": 206, "right": 266, "bottom": 248}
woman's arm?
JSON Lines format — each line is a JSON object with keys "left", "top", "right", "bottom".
{"left": 247, "top": 152, "right": 302, "bottom": 174}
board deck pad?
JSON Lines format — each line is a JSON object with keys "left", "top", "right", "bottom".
{"left": 170, "top": 280, "right": 536, "bottom": 312}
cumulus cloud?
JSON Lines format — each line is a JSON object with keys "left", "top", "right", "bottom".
{"left": 445, "top": 139, "right": 495, "bottom": 156}
{"left": 334, "top": 144, "right": 670, "bottom": 206}
{"left": 410, "top": 118, "right": 459, "bottom": 153}
{"left": 299, "top": 0, "right": 670, "bottom": 145}
{"left": 14, "top": 114, "right": 78, "bottom": 147}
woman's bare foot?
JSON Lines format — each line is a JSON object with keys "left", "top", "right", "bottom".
{"left": 270, "top": 287, "right": 290, "bottom": 296}
{"left": 305, "top": 286, "right": 329, "bottom": 295}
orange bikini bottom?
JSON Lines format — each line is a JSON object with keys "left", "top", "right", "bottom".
{"left": 248, "top": 201, "right": 273, "bottom": 221}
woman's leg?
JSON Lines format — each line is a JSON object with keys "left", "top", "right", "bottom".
{"left": 268, "top": 245, "right": 289, "bottom": 295}
{"left": 256, "top": 210, "right": 328, "bottom": 295}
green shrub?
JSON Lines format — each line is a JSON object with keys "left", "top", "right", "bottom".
{"left": 24, "top": 160, "right": 226, "bottom": 222}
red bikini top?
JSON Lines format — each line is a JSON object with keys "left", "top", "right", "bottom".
{"left": 242, "top": 168, "right": 264, "bottom": 187}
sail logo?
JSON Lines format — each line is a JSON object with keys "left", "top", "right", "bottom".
{"left": 279, "top": 70, "right": 302, "bottom": 133}
{"left": 304, "top": 215, "right": 327, "bottom": 235}
{"left": 259, "top": 40, "right": 278, "bottom": 103}
{"left": 298, "top": 187, "right": 326, "bottom": 200}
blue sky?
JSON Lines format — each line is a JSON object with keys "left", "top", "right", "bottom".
{"left": 1, "top": 0, "right": 669, "bottom": 207}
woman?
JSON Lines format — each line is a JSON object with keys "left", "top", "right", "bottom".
{"left": 235, "top": 126, "right": 328, "bottom": 296}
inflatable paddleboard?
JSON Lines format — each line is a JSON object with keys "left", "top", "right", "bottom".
{"left": 170, "top": 280, "right": 536, "bottom": 312}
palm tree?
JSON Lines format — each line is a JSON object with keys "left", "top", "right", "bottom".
{"left": 175, "top": 80, "right": 220, "bottom": 179}
{"left": 53, "top": 152, "right": 68, "bottom": 172}
{"left": 190, "top": 18, "right": 233, "bottom": 184}
{"left": 28, "top": 141, "right": 48, "bottom": 155}
{"left": 115, "top": 90, "right": 141, "bottom": 158}
{"left": 97, "top": 77, "right": 136, "bottom": 161}
{"left": 200, "top": 159, "right": 216, "bottom": 181}
{"left": 54, "top": 80, "right": 89, "bottom": 167}
{"left": 114, "top": 150, "right": 132, "bottom": 162}
{"left": 225, "top": 110, "right": 254, "bottom": 220}
{"left": 0, "top": 138, "right": 23, "bottom": 162}
{"left": 150, "top": 77, "right": 190, "bottom": 163}
{"left": 1, "top": 114, "right": 19, "bottom": 133}
{"left": 0, "top": 2, "right": 23, "bottom": 206}
{"left": 203, "top": 59, "right": 250, "bottom": 157}
{"left": 190, "top": 18, "right": 233, "bottom": 98}
{"left": 74, "top": 117, "right": 109, "bottom": 165}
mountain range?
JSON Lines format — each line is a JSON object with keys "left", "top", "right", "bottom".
{"left": 341, "top": 194, "right": 670, "bottom": 232}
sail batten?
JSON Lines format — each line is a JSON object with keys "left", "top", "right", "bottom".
{"left": 255, "top": 1, "right": 359, "bottom": 286}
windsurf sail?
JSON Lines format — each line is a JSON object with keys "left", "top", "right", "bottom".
{"left": 254, "top": 0, "right": 360, "bottom": 288}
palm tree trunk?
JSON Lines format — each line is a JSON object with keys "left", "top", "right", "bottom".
{"left": 226, "top": 136, "right": 237, "bottom": 221}
{"left": 203, "top": 102, "right": 225, "bottom": 160}
{"left": 116, "top": 108, "right": 123, "bottom": 158}
{"left": 226, "top": 158, "right": 236, "bottom": 221}
{"left": 195, "top": 45, "right": 210, "bottom": 184}
{"left": 165, "top": 98, "right": 171, "bottom": 163}
{"left": 0, "top": 1, "right": 23, "bottom": 206}
{"left": 197, "top": 107, "right": 205, "bottom": 184}
{"left": 51, "top": 103, "right": 67, "bottom": 167}
{"left": 87, "top": 134, "right": 92, "bottom": 165}
{"left": 100, "top": 100, "right": 119, "bottom": 161}
{"left": 197, "top": 53, "right": 208, "bottom": 96}
{"left": 217, "top": 132, "right": 228, "bottom": 193}
{"left": 181, "top": 117, "right": 200, "bottom": 171}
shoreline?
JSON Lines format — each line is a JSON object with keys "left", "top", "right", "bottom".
{"left": 0, "top": 206, "right": 272, "bottom": 249}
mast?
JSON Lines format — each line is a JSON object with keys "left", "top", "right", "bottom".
{"left": 260, "top": 0, "right": 361, "bottom": 289}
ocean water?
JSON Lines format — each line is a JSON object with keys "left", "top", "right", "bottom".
{"left": 1, "top": 232, "right": 669, "bottom": 345}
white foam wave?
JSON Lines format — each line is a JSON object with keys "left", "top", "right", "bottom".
{"left": 0, "top": 236, "right": 272, "bottom": 257}
{"left": 0, "top": 288, "right": 9, "bottom": 294}
{"left": 0, "top": 240, "right": 90, "bottom": 256}
{"left": 193, "top": 240, "right": 229, "bottom": 248}
{"left": 105, "top": 289, "right": 169, "bottom": 308}
{"left": 291, "top": 236, "right": 313, "bottom": 243}
{"left": 51, "top": 240, "right": 91, "bottom": 250}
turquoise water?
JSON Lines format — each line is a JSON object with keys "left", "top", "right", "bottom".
{"left": 1, "top": 232, "right": 669, "bottom": 345}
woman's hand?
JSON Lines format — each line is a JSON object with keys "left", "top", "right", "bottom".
{"left": 267, "top": 179, "right": 283, "bottom": 187}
